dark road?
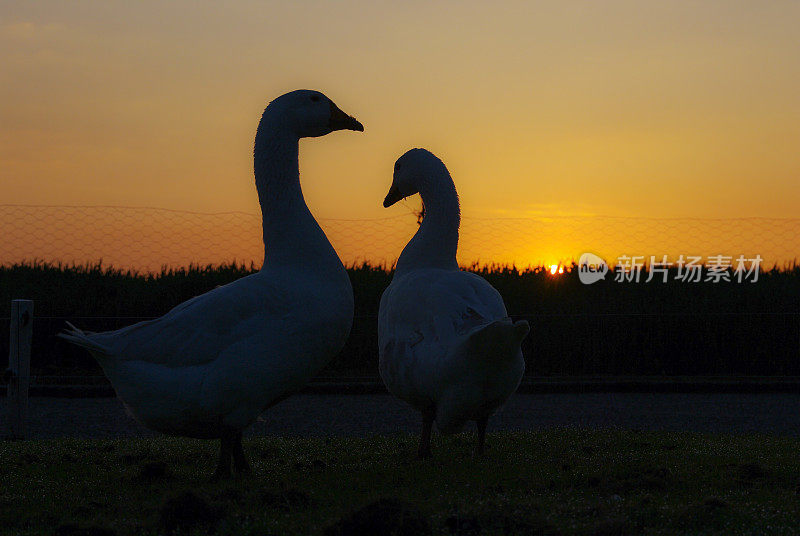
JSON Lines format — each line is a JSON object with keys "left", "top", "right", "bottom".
{"left": 6, "top": 392, "right": 800, "bottom": 439}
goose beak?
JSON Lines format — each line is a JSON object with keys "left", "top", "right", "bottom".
{"left": 329, "top": 101, "right": 364, "bottom": 132}
{"left": 383, "top": 184, "right": 403, "bottom": 208}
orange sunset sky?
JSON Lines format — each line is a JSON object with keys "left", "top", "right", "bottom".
{"left": 1, "top": 1, "right": 798, "bottom": 268}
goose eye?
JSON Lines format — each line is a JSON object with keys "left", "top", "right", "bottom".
{"left": 310, "top": 95, "right": 320, "bottom": 103}
{"left": 395, "top": 162, "right": 401, "bottom": 170}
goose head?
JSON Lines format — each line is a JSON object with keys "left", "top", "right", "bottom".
{"left": 259, "top": 90, "right": 363, "bottom": 140}
{"left": 383, "top": 148, "right": 448, "bottom": 207}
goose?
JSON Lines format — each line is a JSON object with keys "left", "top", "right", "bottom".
{"left": 378, "top": 149, "right": 529, "bottom": 458}
{"left": 60, "top": 90, "right": 363, "bottom": 478}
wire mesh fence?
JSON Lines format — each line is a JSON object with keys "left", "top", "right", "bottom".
{"left": 2, "top": 205, "right": 799, "bottom": 381}
{"left": 1, "top": 204, "right": 798, "bottom": 270}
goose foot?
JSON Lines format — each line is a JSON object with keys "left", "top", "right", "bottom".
{"left": 418, "top": 411, "right": 434, "bottom": 459}
{"left": 232, "top": 430, "right": 252, "bottom": 476}
{"left": 474, "top": 415, "right": 488, "bottom": 458}
{"left": 213, "top": 431, "right": 233, "bottom": 480}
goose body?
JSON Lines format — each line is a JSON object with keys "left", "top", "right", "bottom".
{"left": 69, "top": 266, "right": 351, "bottom": 439}
{"left": 60, "top": 90, "right": 363, "bottom": 475}
{"left": 378, "top": 149, "right": 529, "bottom": 457}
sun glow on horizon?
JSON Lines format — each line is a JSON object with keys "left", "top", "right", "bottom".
{"left": 1, "top": 1, "right": 799, "bottom": 268}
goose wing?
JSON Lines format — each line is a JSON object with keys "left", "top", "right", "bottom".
{"left": 379, "top": 269, "right": 508, "bottom": 359}
{"left": 84, "top": 273, "right": 292, "bottom": 367}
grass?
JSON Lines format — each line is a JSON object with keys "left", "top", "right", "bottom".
{"left": 3, "top": 430, "right": 800, "bottom": 535}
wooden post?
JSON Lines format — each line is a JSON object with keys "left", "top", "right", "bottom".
{"left": 6, "top": 300, "right": 33, "bottom": 440}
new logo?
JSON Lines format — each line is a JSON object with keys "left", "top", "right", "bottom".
{"left": 578, "top": 253, "right": 608, "bottom": 284}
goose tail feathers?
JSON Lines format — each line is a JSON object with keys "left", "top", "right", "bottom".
{"left": 464, "top": 318, "right": 529, "bottom": 360}
{"left": 58, "top": 322, "right": 112, "bottom": 357}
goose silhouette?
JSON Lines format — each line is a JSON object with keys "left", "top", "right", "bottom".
{"left": 378, "top": 149, "right": 529, "bottom": 458}
{"left": 60, "top": 90, "right": 363, "bottom": 478}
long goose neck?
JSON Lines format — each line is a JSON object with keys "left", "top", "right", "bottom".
{"left": 396, "top": 174, "right": 460, "bottom": 274}
{"left": 253, "top": 127, "right": 330, "bottom": 269}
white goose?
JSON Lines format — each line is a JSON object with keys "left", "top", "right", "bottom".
{"left": 378, "top": 149, "right": 529, "bottom": 458}
{"left": 60, "top": 90, "right": 363, "bottom": 477}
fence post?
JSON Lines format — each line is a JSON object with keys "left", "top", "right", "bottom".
{"left": 6, "top": 300, "right": 33, "bottom": 440}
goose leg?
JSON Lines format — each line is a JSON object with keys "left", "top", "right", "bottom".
{"left": 232, "top": 430, "right": 251, "bottom": 475}
{"left": 213, "top": 431, "right": 233, "bottom": 480}
{"left": 418, "top": 410, "right": 434, "bottom": 459}
{"left": 475, "top": 415, "right": 489, "bottom": 457}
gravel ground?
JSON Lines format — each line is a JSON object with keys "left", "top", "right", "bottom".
{"left": 4, "top": 392, "right": 800, "bottom": 439}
